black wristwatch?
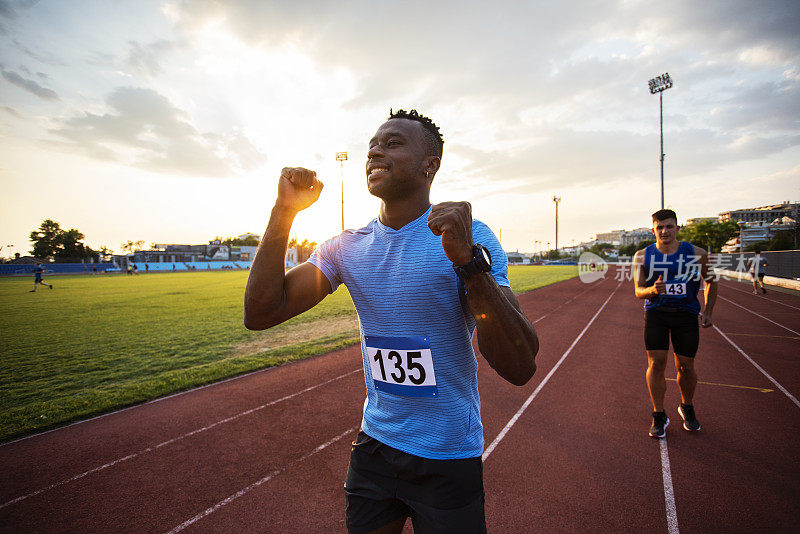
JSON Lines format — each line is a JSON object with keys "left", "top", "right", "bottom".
{"left": 453, "top": 244, "right": 492, "bottom": 280}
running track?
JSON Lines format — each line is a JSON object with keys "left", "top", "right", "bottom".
{"left": 2, "top": 269, "right": 799, "bottom": 533}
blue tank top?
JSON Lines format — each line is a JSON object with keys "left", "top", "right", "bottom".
{"left": 643, "top": 241, "right": 702, "bottom": 313}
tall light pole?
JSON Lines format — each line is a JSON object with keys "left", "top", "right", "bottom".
{"left": 553, "top": 195, "right": 561, "bottom": 252}
{"left": 336, "top": 152, "right": 348, "bottom": 231}
{"left": 648, "top": 72, "right": 673, "bottom": 209}
{"left": 738, "top": 220, "right": 747, "bottom": 264}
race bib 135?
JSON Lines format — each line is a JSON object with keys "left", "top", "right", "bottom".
{"left": 365, "top": 335, "right": 437, "bottom": 398}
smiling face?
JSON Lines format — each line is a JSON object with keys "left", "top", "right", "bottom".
{"left": 365, "top": 118, "right": 438, "bottom": 202}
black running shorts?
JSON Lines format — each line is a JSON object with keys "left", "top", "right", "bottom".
{"left": 344, "top": 430, "right": 486, "bottom": 534}
{"left": 644, "top": 308, "right": 700, "bottom": 358}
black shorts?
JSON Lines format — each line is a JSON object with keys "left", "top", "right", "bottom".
{"left": 344, "top": 431, "right": 486, "bottom": 534}
{"left": 644, "top": 308, "right": 700, "bottom": 358}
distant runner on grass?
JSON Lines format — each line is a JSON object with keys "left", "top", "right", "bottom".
{"left": 245, "top": 109, "right": 539, "bottom": 533}
{"left": 633, "top": 209, "right": 718, "bottom": 438}
{"left": 30, "top": 262, "right": 53, "bottom": 292}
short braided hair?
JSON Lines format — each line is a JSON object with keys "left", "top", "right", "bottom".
{"left": 388, "top": 108, "right": 444, "bottom": 158}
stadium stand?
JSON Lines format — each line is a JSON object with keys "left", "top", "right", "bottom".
{"left": 1, "top": 261, "right": 253, "bottom": 276}
{"left": 0, "top": 263, "right": 119, "bottom": 276}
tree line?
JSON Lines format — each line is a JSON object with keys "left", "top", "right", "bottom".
{"left": 27, "top": 219, "right": 106, "bottom": 261}
{"left": 20, "top": 219, "right": 319, "bottom": 263}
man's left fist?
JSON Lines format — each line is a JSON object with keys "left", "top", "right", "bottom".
{"left": 428, "top": 201, "right": 473, "bottom": 265}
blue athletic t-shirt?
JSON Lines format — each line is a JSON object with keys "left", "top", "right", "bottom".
{"left": 308, "top": 206, "right": 509, "bottom": 459}
{"left": 642, "top": 241, "right": 702, "bottom": 313}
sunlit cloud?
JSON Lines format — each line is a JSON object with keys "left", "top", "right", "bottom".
{"left": 49, "top": 86, "right": 266, "bottom": 176}
{"left": 126, "top": 39, "right": 179, "bottom": 78}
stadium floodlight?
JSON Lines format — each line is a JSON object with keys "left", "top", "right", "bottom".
{"left": 738, "top": 220, "right": 747, "bottom": 260}
{"left": 553, "top": 195, "right": 561, "bottom": 252}
{"left": 336, "top": 152, "right": 348, "bottom": 231}
{"left": 648, "top": 72, "right": 674, "bottom": 209}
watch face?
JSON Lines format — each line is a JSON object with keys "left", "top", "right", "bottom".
{"left": 477, "top": 245, "right": 492, "bottom": 269}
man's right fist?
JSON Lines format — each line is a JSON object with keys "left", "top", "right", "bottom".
{"left": 277, "top": 167, "right": 324, "bottom": 212}
{"left": 653, "top": 275, "right": 666, "bottom": 296}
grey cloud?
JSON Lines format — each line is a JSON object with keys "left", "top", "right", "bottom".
{"left": 1, "top": 69, "right": 59, "bottom": 100}
{"left": 126, "top": 39, "right": 177, "bottom": 77}
{"left": 708, "top": 80, "right": 800, "bottom": 132}
{"left": 448, "top": 124, "right": 799, "bottom": 196}
{"left": 50, "top": 86, "right": 267, "bottom": 177}
{"left": 19, "top": 65, "right": 49, "bottom": 80}
{"left": 592, "top": 1, "right": 800, "bottom": 64}
{"left": 2, "top": 105, "right": 22, "bottom": 117}
{"left": 11, "top": 38, "right": 67, "bottom": 66}
{"left": 0, "top": 0, "right": 17, "bottom": 19}
{"left": 86, "top": 51, "right": 115, "bottom": 67}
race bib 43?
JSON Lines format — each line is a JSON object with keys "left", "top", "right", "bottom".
{"left": 665, "top": 282, "right": 687, "bottom": 296}
{"left": 365, "top": 335, "right": 437, "bottom": 398}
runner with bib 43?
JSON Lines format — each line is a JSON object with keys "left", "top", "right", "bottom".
{"left": 633, "top": 209, "right": 718, "bottom": 439}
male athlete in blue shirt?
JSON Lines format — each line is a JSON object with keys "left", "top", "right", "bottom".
{"left": 30, "top": 262, "right": 53, "bottom": 292}
{"left": 633, "top": 209, "right": 718, "bottom": 438}
{"left": 245, "top": 109, "right": 539, "bottom": 533}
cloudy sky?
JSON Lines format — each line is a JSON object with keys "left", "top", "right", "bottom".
{"left": 1, "top": 0, "right": 798, "bottom": 257}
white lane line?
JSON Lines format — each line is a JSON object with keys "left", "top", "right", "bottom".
{"left": 719, "top": 296, "right": 800, "bottom": 336}
{"left": 3, "top": 353, "right": 358, "bottom": 447}
{"left": 659, "top": 439, "right": 680, "bottom": 534}
{"left": 165, "top": 427, "right": 356, "bottom": 534}
{"left": 714, "top": 326, "right": 800, "bottom": 409}
{"left": 532, "top": 283, "right": 598, "bottom": 324}
{"left": 0, "top": 369, "right": 361, "bottom": 510}
{"left": 482, "top": 282, "right": 621, "bottom": 461}
{"left": 725, "top": 280, "right": 800, "bottom": 310}
{"left": 721, "top": 282, "right": 800, "bottom": 311}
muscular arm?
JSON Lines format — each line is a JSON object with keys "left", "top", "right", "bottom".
{"left": 696, "top": 246, "right": 717, "bottom": 328}
{"left": 244, "top": 168, "right": 332, "bottom": 330}
{"left": 633, "top": 249, "right": 664, "bottom": 299}
{"left": 465, "top": 275, "right": 538, "bottom": 386}
{"left": 428, "top": 202, "right": 537, "bottom": 386}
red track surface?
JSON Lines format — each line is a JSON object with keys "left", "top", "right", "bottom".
{"left": 2, "top": 270, "right": 799, "bottom": 533}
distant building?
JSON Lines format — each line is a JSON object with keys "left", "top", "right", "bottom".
{"left": 595, "top": 228, "right": 653, "bottom": 247}
{"left": 7, "top": 254, "right": 40, "bottom": 264}
{"left": 719, "top": 202, "right": 799, "bottom": 224}
{"left": 285, "top": 247, "right": 298, "bottom": 268}
{"left": 237, "top": 246, "right": 258, "bottom": 261}
{"left": 720, "top": 216, "right": 796, "bottom": 253}
{"left": 133, "top": 244, "right": 211, "bottom": 263}
{"left": 132, "top": 241, "right": 295, "bottom": 268}
{"left": 595, "top": 230, "right": 623, "bottom": 245}
{"left": 620, "top": 227, "right": 653, "bottom": 246}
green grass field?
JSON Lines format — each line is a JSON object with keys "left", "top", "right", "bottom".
{"left": 0, "top": 265, "right": 576, "bottom": 442}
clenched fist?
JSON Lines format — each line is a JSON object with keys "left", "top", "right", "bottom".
{"left": 428, "top": 201, "right": 474, "bottom": 266}
{"left": 652, "top": 275, "right": 666, "bottom": 296}
{"left": 277, "top": 167, "right": 324, "bottom": 213}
